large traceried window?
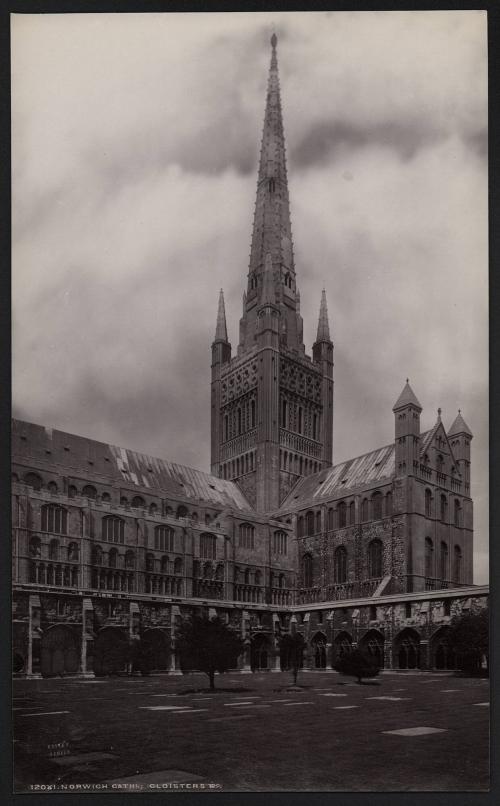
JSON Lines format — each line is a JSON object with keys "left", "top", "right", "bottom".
{"left": 102, "top": 515, "right": 125, "bottom": 544}
{"left": 41, "top": 504, "right": 68, "bottom": 535}
{"left": 155, "top": 525, "right": 175, "bottom": 552}
{"left": 302, "top": 553, "right": 313, "bottom": 588}
{"left": 334, "top": 546, "right": 347, "bottom": 584}
{"left": 273, "top": 530, "right": 287, "bottom": 555}
{"left": 367, "top": 539, "right": 383, "bottom": 579}
{"left": 200, "top": 533, "right": 216, "bottom": 560}
{"left": 239, "top": 523, "right": 255, "bottom": 549}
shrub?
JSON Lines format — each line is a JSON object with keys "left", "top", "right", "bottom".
{"left": 334, "top": 649, "right": 380, "bottom": 683}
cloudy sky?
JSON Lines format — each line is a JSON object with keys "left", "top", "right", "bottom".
{"left": 11, "top": 11, "right": 488, "bottom": 582}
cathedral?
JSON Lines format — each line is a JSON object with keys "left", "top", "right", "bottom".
{"left": 12, "top": 35, "right": 487, "bottom": 679}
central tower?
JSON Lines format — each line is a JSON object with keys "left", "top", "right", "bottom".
{"left": 211, "top": 35, "right": 334, "bottom": 512}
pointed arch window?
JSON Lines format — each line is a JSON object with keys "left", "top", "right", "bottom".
{"left": 155, "top": 525, "right": 175, "bottom": 552}
{"left": 297, "top": 516, "right": 304, "bottom": 538}
{"left": 385, "top": 492, "right": 392, "bottom": 517}
{"left": 302, "top": 553, "right": 313, "bottom": 588}
{"left": 200, "top": 533, "right": 216, "bottom": 560}
{"left": 440, "top": 494, "right": 448, "bottom": 522}
{"left": 273, "top": 530, "right": 287, "bottom": 555}
{"left": 30, "top": 536, "right": 41, "bottom": 557}
{"left": 239, "top": 523, "right": 255, "bottom": 549}
{"left": 334, "top": 546, "right": 347, "bottom": 584}
{"left": 174, "top": 557, "right": 183, "bottom": 575}
{"left": 327, "top": 508, "right": 334, "bottom": 531}
{"left": 49, "top": 539, "right": 59, "bottom": 561}
{"left": 425, "top": 537, "right": 434, "bottom": 579}
{"left": 41, "top": 504, "right": 67, "bottom": 535}
{"left": 315, "top": 511, "right": 321, "bottom": 533}
{"left": 306, "top": 511, "right": 315, "bottom": 536}
{"left": 454, "top": 499, "right": 462, "bottom": 527}
{"left": 453, "top": 545, "right": 462, "bottom": 583}
{"left": 109, "top": 548, "right": 118, "bottom": 569}
{"left": 124, "top": 550, "right": 135, "bottom": 569}
{"left": 367, "top": 539, "right": 383, "bottom": 579}
{"left": 92, "top": 546, "right": 103, "bottom": 565}
{"left": 372, "top": 492, "right": 383, "bottom": 521}
{"left": 146, "top": 552, "right": 155, "bottom": 572}
{"left": 251, "top": 400, "right": 256, "bottom": 429}
{"left": 349, "top": 501, "right": 355, "bottom": 524}
{"left": 425, "top": 489, "right": 433, "bottom": 518}
{"left": 440, "top": 542, "right": 448, "bottom": 581}
{"left": 338, "top": 501, "right": 347, "bottom": 529}
{"left": 361, "top": 498, "right": 369, "bottom": 522}
{"left": 102, "top": 515, "right": 125, "bottom": 544}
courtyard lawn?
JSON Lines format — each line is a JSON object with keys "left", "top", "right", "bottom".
{"left": 13, "top": 671, "right": 489, "bottom": 792}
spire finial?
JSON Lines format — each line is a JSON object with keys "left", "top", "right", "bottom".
{"left": 214, "top": 288, "right": 228, "bottom": 342}
{"left": 271, "top": 32, "right": 277, "bottom": 48}
{"left": 315, "top": 289, "right": 331, "bottom": 342}
{"left": 437, "top": 407, "right": 442, "bottom": 421}
{"left": 406, "top": 378, "right": 409, "bottom": 384}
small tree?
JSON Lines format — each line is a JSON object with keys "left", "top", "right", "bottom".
{"left": 175, "top": 615, "right": 244, "bottom": 690}
{"left": 334, "top": 649, "right": 380, "bottom": 684}
{"left": 447, "top": 608, "right": 489, "bottom": 676}
{"left": 279, "top": 632, "right": 305, "bottom": 685}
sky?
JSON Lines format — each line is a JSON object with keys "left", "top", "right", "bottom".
{"left": 11, "top": 11, "right": 488, "bottom": 582}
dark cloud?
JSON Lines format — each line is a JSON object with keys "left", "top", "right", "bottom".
{"left": 292, "top": 119, "right": 449, "bottom": 168}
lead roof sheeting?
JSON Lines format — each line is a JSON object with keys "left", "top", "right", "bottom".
{"left": 12, "top": 419, "right": 252, "bottom": 512}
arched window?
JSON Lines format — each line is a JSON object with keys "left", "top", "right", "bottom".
{"left": 24, "top": 472, "right": 42, "bottom": 491}
{"left": 349, "top": 501, "right": 355, "bottom": 524}
{"left": 49, "top": 539, "right": 59, "bottom": 560}
{"left": 102, "top": 516, "right": 125, "bottom": 544}
{"left": 298, "top": 407, "right": 303, "bottom": 434}
{"left": 297, "top": 516, "right": 304, "bottom": 538}
{"left": 368, "top": 539, "right": 383, "bottom": 579}
{"left": 68, "top": 485, "right": 78, "bottom": 498}
{"left": 177, "top": 505, "right": 188, "bottom": 519}
{"left": 132, "top": 495, "right": 146, "bottom": 508}
{"left": 440, "top": 494, "right": 448, "bottom": 522}
{"left": 161, "top": 555, "right": 169, "bottom": 573}
{"left": 239, "top": 523, "right": 255, "bottom": 549}
{"left": 101, "top": 492, "right": 110, "bottom": 502}
{"left": 203, "top": 562, "right": 213, "bottom": 579}
{"left": 372, "top": 492, "right": 383, "bottom": 521}
{"left": 440, "top": 542, "right": 448, "bottom": 581}
{"left": 29, "top": 536, "right": 41, "bottom": 557}
{"left": 200, "top": 533, "right": 216, "bottom": 560}
{"left": 454, "top": 499, "right": 462, "bottom": 527}
{"left": 174, "top": 557, "right": 183, "bottom": 575}
{"left": 385, "top": 492, "right": 392, "bottom": 517}
{"left": 41, "top": 504, "right": 68, "bottom": 534}
{"left": 237, "top": 408, "right": 242, "bottom": 434}
{"left": 124, "top": 550, "right": 135, "bottom": 569}
{"left": 216, "top": 563, "right": 224, "bottom": 581}
{"left": 361, "top": 498, "right": 369, "bottom": 521}
{"left": 425, "top": 537, "right": 434, "bottom": 579}
{"left": 120, "top": 496, "right": 128, "bottom": 506}
{"left": 146, "top": 553, "right": 155, "bottom": 572}
{"left": 273, "top": 530, "right": 287, "bottom": 555}
{"left": 315, "top": 511, "right": 321, "bottom": 533}
{"left": 278, "top": 573, "right": 285, "bottom": 589}
{"left": 437, "top": 455, "right": 444, "bottom": 474}
{"left": 302, "top": 553, "right": 313, "bottom": 588}
{"left": 92, "top": 546, "right": 103, "bottom": 565}
{"left": 82, "top": 485, "right": 97, "bottom": 500}
{"left": 327, "top": 508, "right": 334, "bottom": 531}
{"left": 155, "top": 526, "right": 175, "bottom": 552}
{"left": 425, "top": 489, "right": 433, "bottom": 518}
{"left": 306, "top": 511, "right": 315, "bottom": 536}
{"left": 453, "top": 546, "right": 462, "bottom": 583}
{"left": 149, "top": 502, "right": 158, "bottom": 514}
{"left": 334, "top": 546, "right": 347, "bottom": 584}
{"left": 67, "top": 542, "right": 79, "bottom": 562}
{"left": 338, "top": 502, "right": 347, "bottom": 529}
{"left": 109, "top": 548, "right": 118, "bottom": 569}
{"left": 224, "top": 415, "right": 229, "bottom": 441}
{"left": 244, "top": 569, "right": 251, "bottom": 585}
{"left": 47, "top": 481, "right": 58, "bottom": 493}
{"left": 282, "top": 398, "right": 288, "bottom": 428}
{"left": 251, "top": 400, "right": 256, "bottom": 428}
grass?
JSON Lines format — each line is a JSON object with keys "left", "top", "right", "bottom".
{"left": 13, "top": 671, "right": 489, "bottom": 792}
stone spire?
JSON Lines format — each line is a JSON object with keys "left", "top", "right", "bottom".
{"left": 214, "top": 289, "right": 228, "bottom": 342}
{"left": 392, "top": 379, "right": 422, "bottom": 412}
{"left": 238, "top": 34, "right": 303, "bottom": 354}
{"left": 448, "top": 410, "right": 473, "bottom": 437}
{"left": 261, "top": 253, "right": 276, "bottom": 306}
{"left": 248, "top": 33, "right": 295, "bottom": 290}
{"left": 315, "top": 289, "right": 331, "bottom": 342}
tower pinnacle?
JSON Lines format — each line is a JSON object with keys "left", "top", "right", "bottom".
{"left": 214, "top": 289, "right": 228, "bottom": 342}
{"left": 315, "top": 289, "right": 331, "bottom": 342}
